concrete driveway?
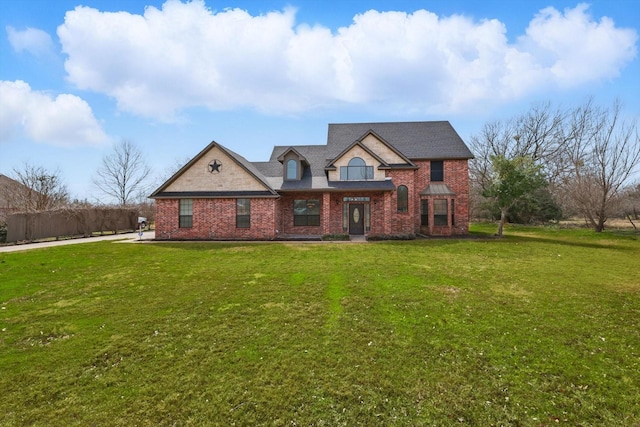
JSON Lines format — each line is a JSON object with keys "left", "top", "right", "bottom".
{"left": 0, "top": 231, "right": 156, "bottom": 253}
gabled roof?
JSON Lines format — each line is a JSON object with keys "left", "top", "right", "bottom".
{"left": 324, "top": 140, "right": 390, "bottom": 171}
{"left": 276, "top": 147, "right": 309, "bottom": 165}
{"left": 150, "top": 141, "right": 278, "bottom": 198}
{"left": 258, "top": 145, "right": 330, "bottom": 191}
{"left": 150, "top": 121, "right": 472, "bottom": 197}
{"left": 327, "top": 121, "right": 474, "bottom": 160}
{"left": 354, "top": 129, "right": 416, "bottom": 167}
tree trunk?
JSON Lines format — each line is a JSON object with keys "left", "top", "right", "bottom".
{"left": 625, "top": 213, "right": 638, "bottom": 231}
{"left": 496, "top": 208, "right": 507, "bottom": 236}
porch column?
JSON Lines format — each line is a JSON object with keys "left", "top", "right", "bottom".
{"left": 322, "top": 192, "right": 331, "bottom": 235}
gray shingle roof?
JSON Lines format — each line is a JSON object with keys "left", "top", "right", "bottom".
{"left": 151, "top": 122, "right": 471, "bottom": 197}
{"left": 326, "top": 121, "right": 474, "bottom": 160}
{"left": 256, "top": 122, "right": 472, "bottom": 191}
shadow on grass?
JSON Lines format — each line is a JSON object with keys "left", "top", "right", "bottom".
{"left": 497, "top": 232, "right": 638, "bottom": 251}
{"left": 144, "top": 226, "right": 638, "bottom": 253}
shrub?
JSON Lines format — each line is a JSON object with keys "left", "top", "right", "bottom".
{"left": 366, "top": 233, "right": 416, "bottom": 241}
{"left": 321, "top": 233, "right": 350, "bottom": 241}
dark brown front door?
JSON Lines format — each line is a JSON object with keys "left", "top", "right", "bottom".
{"left": 349, "top": 204, "right": 364, "bottom": 235}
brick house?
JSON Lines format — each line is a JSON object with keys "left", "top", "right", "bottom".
{"left": 150, "top": 121, "right": 474, "bottom": 240}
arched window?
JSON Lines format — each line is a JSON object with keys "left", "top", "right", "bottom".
{"left": 286, "top": 159, "right": 297, "bottom": 180}
{"left": 397, "top": 185, "right": 408, "bottom": 212}
{"left": 349, "top": 157, "right": 366, "bottom": 167}
{"left": 340, "top": 157, "right": 373, "bottom": 180}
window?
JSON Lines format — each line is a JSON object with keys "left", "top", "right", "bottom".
{"left": 434, "top": 199, "right": 448, "bottom": 226}
{"left": 397, "top": 185, "right": 408, "bottom": 212}
{"left": 294, "top": 199, "right": 320, "bottom": 226}
{"left": 340, "top": 157, "right": 373, "bottom": 180}
{"left": 179, "top": 199, "right": 193, "bottom": 228}
{"left": 431, "top": 160, "right": 444, "bottom": 182}
{"left": 236, "top": 199, "right": 251, "bottom": 228}
{"left": 421, "top": 199, "right": 429, "bottom": 226}
{"left": 286, "top": 159, "right": 297, "bottom": 180}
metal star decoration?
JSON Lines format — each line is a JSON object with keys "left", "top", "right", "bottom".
{"left": 209, "top": 159, "right": 222, "bottom": 173}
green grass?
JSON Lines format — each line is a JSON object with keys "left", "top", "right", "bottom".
{"left": 1, "top": 225, "right": 639, "bottom": 426}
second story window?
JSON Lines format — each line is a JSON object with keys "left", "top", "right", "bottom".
{"left": 286, "top": 159, "right": 297, "bottom": 180}
{"left": 431, "top": 160, "right": 444, "bottom": 182}
{"left": 340, "top": 157, "right": 373, "bottom": 180}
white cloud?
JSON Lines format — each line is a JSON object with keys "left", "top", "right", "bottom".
{"left": 519, "top": 4, "right": 637, "bottom": 86}
{"left": 0, "top": 80, "right": 109, "bottom": 147}
{"left": 56, "top": 1, "right": 638, "bottom": 119}
{"left": 6, "top": 26, "right": 55, "bottom": 58}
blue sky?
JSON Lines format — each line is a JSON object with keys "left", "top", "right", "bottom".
{"left": 1, "top": 0, "right": 638, "bottom": 201}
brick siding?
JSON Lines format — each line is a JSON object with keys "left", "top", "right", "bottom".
{"left": 155, "top": 198, "right": 277, "bottom": 240}
{"left": 155, "top": 160, "right": 470, "bottom": 239}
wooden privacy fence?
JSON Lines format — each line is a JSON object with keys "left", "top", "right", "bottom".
{"left": 6, "top": 208, "right": 138, "bottom": 243}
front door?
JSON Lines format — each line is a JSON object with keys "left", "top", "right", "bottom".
{"left": 349, "top": 204, "right": 364, "bottom": 235}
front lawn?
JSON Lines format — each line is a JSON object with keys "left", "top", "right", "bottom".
{"left": 1, "top": 225, "right": 638, "bottom": 425}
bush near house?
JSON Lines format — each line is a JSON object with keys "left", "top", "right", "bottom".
{"left": 366, "top": 233, "right": 417, "bottom": 240}
{"left": 321, "top": 233, "right": 350, "bottom": 241}
{"left": 0, "top": 224, "right": 638, "bottom": 425}
{"left": 0, "top": 221, "right": 6, "bottom": 243}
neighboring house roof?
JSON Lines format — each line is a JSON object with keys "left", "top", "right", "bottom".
{"left": 326, "top": 121, "right": 474, "bottom": 160}
{"left": 0, "top": 173, "right": 30, "bottom": 210}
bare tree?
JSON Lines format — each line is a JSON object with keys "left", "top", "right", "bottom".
{"left": 470, "top": 99, "right": 640, "bottom": 231}
{"left": 620, "top": 183, "right": 640, "bottom": 230}
{"left": 564, "top": 100, "right": 640, "bottom": 232}
{"left": 2, "top": 163, "right": 69, "bottom": 212}
{"left": 469, "top": 102, "right": 570, "bottom": 192}
{"left": 93, "top": 140, "right": 151, "bottom": 206}
{"left": 469, "top": 102, "right": 568, "bottom": 224}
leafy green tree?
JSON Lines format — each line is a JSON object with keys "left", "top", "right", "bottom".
{"left": 482, "top": 155, "right": 547, "bottom": 236}
{"left": 509, "top": 187, "right": 562, "bottom": 224}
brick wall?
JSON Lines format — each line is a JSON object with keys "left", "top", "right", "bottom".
{"left": 413, "top": 159, "right": 470, "bottom": 236}
{"left": 386, "top": 169, "right": 416, "bottom": 235}
{"left": 155, "top": 198, "right": 277, "bottom": 240}
{"left": 154, "top": 158, "right": 470, "bottom": 240}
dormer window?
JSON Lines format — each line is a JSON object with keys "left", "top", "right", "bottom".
{"left": 286, "top": 159, "right": 297, "bottom": 180}
{"left": 340, "top": 157, "right": 373, "bottom": 180}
